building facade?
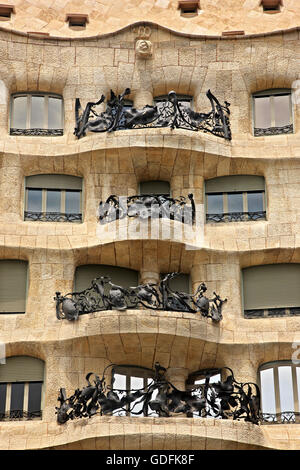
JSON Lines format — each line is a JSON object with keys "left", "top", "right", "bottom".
{"left": 0, "top": 0, "right": 300, "bottom": 450}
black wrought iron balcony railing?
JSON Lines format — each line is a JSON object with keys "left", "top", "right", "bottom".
{"left": 98, "top": 194, "right": 195, "bottom": 224}
{"left": 54, "top": 273, "right": 227, "bottom": 322}
{"left": 24, "top": 211, "right": 82, "bottom": 223}
{"left": 10, "top": 128, "right": 63, "bottom": 137}
{"left": 254, "top": 124, "right": 293, "bottom": 137}
{"left": 244, "top": 307, "right": 300, "bottom": 319}
{"left": 56, "top": 363, "right": 260, "bottom": 425}
{"left": 206, "top": 211, "right": 266, "bottom": 223}
{"left": 260, "top": 412, "right": 300, "bottom": 425}
{"left": 74, "top": 88, "right": 231, "bottom": 140}
{"left": 0, "top": 410, "right": 42, "bottom": 421}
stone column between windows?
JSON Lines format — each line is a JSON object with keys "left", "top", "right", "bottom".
{"left": 139, "top": 269, "right": 160, "bottom": 285}
{"left": 133, "top": 90, "right": 153, "bottom": 109}
{"left": 165, "top": 367, "right": 189, "bottom": 391}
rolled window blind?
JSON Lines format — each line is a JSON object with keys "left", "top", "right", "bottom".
{"left": 205, "top": 175, "right": 265, "bottom": 193}
{"left": 243, "top": 264, "right": 300, "bottom": 310}
{"left": 74, "top": 265, "right": 139, "bottom": 292}
{"left": 0, "top": 260, "right": 28, "bottom": 313}
{"left": 0, "top": 356, "right": 44, "bottom": 383}
{"left": 139, "top": 181, "right": 170, "bottom": 195}
{"left": 26, "top": 174, "right": 82, "bottom": 190}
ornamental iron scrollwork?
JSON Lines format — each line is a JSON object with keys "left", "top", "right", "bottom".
{"left": 54, "top": 272, "right": 227, "bottom": 322}
{"left": 260, "top": 411, "right": 300, "bottom": 424}
{"left": 254, "top": 124, "right": 293, "bottom": 137}
{"left": 206, "top": 211, "right": 266, "bottom": 223}
{"left": 98, "top": 193, "right": 195, "bottom": 224}
{"left": 10, "top": 128, "right": 63, "bottom": 137}
{"left": 74, "top": 88, "right": 231, "bottom": 140}
{"left": 24, "top": 211, "right": 82, "bottom": 223}
{"left": 0, "top": 410, "right": 42, "bottom": 421}
{"left": 55, "top": 363, "right": 260, "bottom": 425}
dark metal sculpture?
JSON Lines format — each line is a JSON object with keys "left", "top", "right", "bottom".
{"left": 98, "top": 193, "right": 195, "bottom": 224}
{"left": 55, "top": 363, "right": 260, "bottom": 425}
{"left": 74, "top": 89, "right": 231, "bottom": 140}
{"left": 24, "top": 211, "right": 82, "bottom": 223}
{"left": 254, "top": 124, "right": 293, "bottom": 137}
{"left": 206, "top": 211, "right": 266, "bottom": 223}
{"left": 54, "top": 273, "right": 227, "bottom": 322}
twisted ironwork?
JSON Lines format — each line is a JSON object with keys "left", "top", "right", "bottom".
{"left": 55, "top": 363, "right": 260, "bottom": 425}
{"left": 74, "top": 88, "right": 231, "bottom": 140}
{"left": 206, "top": 211, "right": 266, "bottom": 223}
{"left": 98, "top": 193, "right": 195, "bottom": 224}
{"left": 244, "top": 307, "right": 300, "bottom": 319}
{"left": 24, "top": 211, "right": 82, "bottom": 223}
{"left": 10, "top": 128, "right": 63, "bottom": 136}
{"left": 0, "top": 410, "right": 42, "bottom": 421}
{"left": 260, "top": 411, "right": 300, "bottom": 424}
{"left": 55, "top": 273, "right": 227, "bottom": 322}
{"left": 254, "top": 124, "right": 293, "bottom": 137}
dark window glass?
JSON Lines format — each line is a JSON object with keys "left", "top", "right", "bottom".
{"left": 247, "top": 191, "right": 264, "bottom": 213}
{"left": 207, "top": 194, "right": 223, "bottom": 214}
{"left": 46, "top": 190, "right": 61, "bottom": 212}
{"left": 65, "top": 190, "right": 81, "bottom": 214}
{"left": 27, "top": 189, "right": 42, "bottom": 212}
{"left": 28, "top": 382, "right": 42, "bottom": 415}
{"left": 227, "top": 192, "right": 243, "bottom": 213}
{"left": 0, "top": 383, "right": 6, "bottom": 417}
{"left": 10, "top": 382, "right": 24, "bottom": 417}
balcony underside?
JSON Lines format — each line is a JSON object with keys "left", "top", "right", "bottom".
{"left": 1, "top": 415, "right": 298, "bottom": 450}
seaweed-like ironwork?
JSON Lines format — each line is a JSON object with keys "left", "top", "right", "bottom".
{"left": 55, "top": 363, "right": 260, "bottom": 425}
{"left": 54, "top": 273, "right": 227, "bottom": 322}
{"left": 98, "top": 193, "right": 195, "bottom": 224}
{"left": 74, "top": 88, "right": 231, "bottom": 140}
{"left": 206, "top": 211, "right": 266, "bottom": 223}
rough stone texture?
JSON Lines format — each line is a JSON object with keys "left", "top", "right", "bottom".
{"left": 0, "top": 10, "right": 299, "bottom": 450}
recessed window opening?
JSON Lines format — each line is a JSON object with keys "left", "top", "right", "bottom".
{"left": 0, "top": 4, "right": 15, "bottom": 19}
{"left": 261, "top": 0, "right": 282, "bottom": 12}
{"left": 178, "top": 1, "right": 199, "bottom": 17}
{"left": 66, "top": 14, "right": 89, "bottom": 28}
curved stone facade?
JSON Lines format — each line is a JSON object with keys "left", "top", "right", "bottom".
{"left": 0, "top": 6, "right": 300, "bottom": 450}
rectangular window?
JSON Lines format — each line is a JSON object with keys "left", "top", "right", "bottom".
{"left": 247, "top": 191, "right": 264, "bottom": 213}
{"left": 10, "top": 382, "right": 25, "bottom": 418}
{"left": 27, "top": 189, "right": 43, "bottom": 212}
{"left": 206, "top": 193, "right": 223, "bottom": 214}
{"left": 0, "top": 383, "right": 6, "bottom": 417}
{"left": 0, "top": 260, "right": 28, "bottom": 314}
{"left": 65, "top": 190, "right": 81, "bottom": 214}
{"left": 253, "top": 91, "right": 292, "bottom": 136}
{"left": 46, "top": 190, "right": 61, "bottom": 213}
{"left": 227, "top": 192, "right": 243, "bottom": 213}
{"left": 28, "top": 382, "right": 43, "bottom": 416}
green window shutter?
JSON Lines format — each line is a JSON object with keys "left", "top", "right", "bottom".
{"left": 26, "top": 174, "right": 82, "bottom": 190}
{"left": 243, "top": 264, "right": 300, "bottom": 310}
{"left": 161, "top": 273, "right": 191, "bottom": 294}
{"left": 74, "top": 265, "right": 139, "bottom": 292}
{"left": 139, "top": 181, "right": 170, "bottom": 195}
{"left": 205, "top": 175, "right": 265, "bottom": 193}
{"left": 0, "top": 260, "right": 28, "bottom": 313}
{"left": 0, "top": 356, "right": 44, "bottom": 383}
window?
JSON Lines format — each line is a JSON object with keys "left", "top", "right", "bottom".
{"left": 187, "top": 369, "right": 222, "bottom": 417}
{"left": 74, "top": 265, "right": 139, "bottom": 292}
{"left": 178, "top": 1, "right": 199, "bottom": 17}
{"left": 160, "top": 273, "right": 191, "bottom": 294}
{"left": 10, "top": 93, "right": 63, "bottom": 136}
{"left": 260, "top": 0, "right": 282, "bottom": 13}
{"left": 25, "top": 174, "right": 82, "bottom": 222}
{"left": 0, "top": 4, "right": 15, "bottom": 19}
{"left": 66, "top": 13, "right": 89, "bottom": 28}
{"left": 111, "top": 365, "right": 155, "bottom": 416}
{"left": 253, "top": 89, "right": 292, "bottom": 136}
{"left": 205, "top": 175, "right": 266, "bottom": 223}
{"left": 242, "top": 264, "right": 300, "bottom": 318}
{"left": 0, "top": 356, "right": 44, "bottom": 420}
{"left": 0, "top": 260, "right": 28, "bottom": 314}
{"left": 259, "top": 361, "right": 300, "bottom": 423}
{"left": 139, "top": 181, "right": 170, "bottom": 196}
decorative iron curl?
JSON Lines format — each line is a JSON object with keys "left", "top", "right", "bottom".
{"left": 56, "top": 363, "right": 260, "bottom": 425}
{"left": 54, "top": 273, "right": 227, "bottom": 322}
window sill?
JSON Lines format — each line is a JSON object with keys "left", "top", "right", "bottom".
{"left": 10, "top": 128, "right": 64, "bottom": 137}
{"left": 206, "top": 212, "right": 266, "bottom": 223}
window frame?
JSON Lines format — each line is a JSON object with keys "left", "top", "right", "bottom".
{"left": 205, "top": 190, "right": 266, "bottom": 223}
{"left": 0, "top": 260, "right": 28, "bottom": 314}
{"left": 252, "top": 89, "right": 293, "bottom": 137}
{"left": 10, "top": 92, "right": 64, "bottom": 136}
{"left": 259, "top": 361, "right": 300, "bottom": 422}
{"left": 24, "top": 175, "right": 83, "bottom": 223}
{"left": 0, "top": 381, "right": 43, "bottom": 420}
